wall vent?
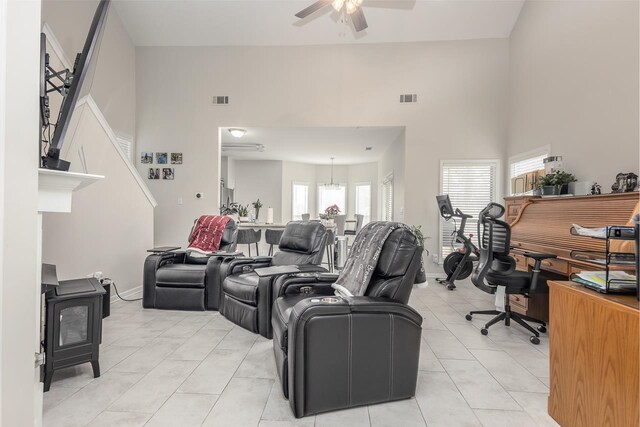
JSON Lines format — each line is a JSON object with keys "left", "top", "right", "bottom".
{"left": 399, "top": 94, "right": 417, "bottom": 103}
{"left": 213, "top": 96, "right": 229, "bottom": 105}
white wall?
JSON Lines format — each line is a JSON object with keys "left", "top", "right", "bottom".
{"left": 508, "top": 0, "right": 639, "bottom": 187}
{"left": 378, "top": 130, "right": 406, "bottom": 222}
{"left": 233, "top": 160, "right": 283, "bottom": 223}
{"left": 1, "top": 0, "right": 41, "bottom": 424}
{"left": 41, "top": 2, "right": 154, "bottom": 294}
{"left": 42, "top": 102, "right": 155, "bottom": 293}
{"left": 136, "top": 39, "right": 510, "bottom": 269}
{"left": 42, "top": 0, "right": 136, "bottom": 140}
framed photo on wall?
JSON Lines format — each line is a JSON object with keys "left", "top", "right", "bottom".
{"left": 171, "top": 153, "right": 183, "bottom": 164}
{"left": 156, "top": 152, "right": 168, "bottom": 164}
{"left": 162, "top": 168, "right": 174, "bottom": 180}
{"left": 141, "top": 152, "right": 153, "bottom": 164}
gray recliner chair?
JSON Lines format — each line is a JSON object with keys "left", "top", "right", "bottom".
{"left": 271, "top": 223, "right": 424, "bottom": 417}
{"left": 143, "top": 218, "right": 239, "bottom": 311}
{"left": 219, "top": 221, "right": 328, "bottom": 338}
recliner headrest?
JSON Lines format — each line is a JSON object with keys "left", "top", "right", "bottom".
{"left": 374, "top": 226, "right": 420, "bottom": 278}
{"left": 278, "top": 221, "right": 327, "bottom": 254}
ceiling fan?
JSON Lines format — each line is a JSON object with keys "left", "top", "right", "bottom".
{"left": 295, "top": 0, "right": 368, "bottom": 32}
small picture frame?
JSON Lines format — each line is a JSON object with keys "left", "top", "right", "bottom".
{"left": 148, "top": 168, "right": 160, "bottom": 179}
{"left": 141, "top": 152, "right": 153, "bottom": 164}
{"left": 156, "top": 152, "right": 168, "bottom": 164}
{"left": 162, "top": 168, "right": 174, "bottom": 180}
{"left": 171, "top": 153, "right": 183, "bottom": 164}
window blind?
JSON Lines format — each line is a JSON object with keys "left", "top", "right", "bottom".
{"left": 292, "top": 183, "right": 309, "bottom": 220}
{"left": 355, "top": 183, "right": 371, "bottom": 224}
{"left": 510, "top": 154, "right": 546, "bottom": 178}
{"left": 440, "top": 161, "right": 497, "bottom": 260}
{"left": 381, "top": 174, "right": 394, "bottom": 221}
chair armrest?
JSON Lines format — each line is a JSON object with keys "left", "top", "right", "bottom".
{"left": 142, "top": 251, "right": 186, "bottom": 308}
{"left": 273, "top": 271, "right": 338, "bottom": 298}
{"left": 523, "top": 252, "right": 557, "bottom": 261}
{"left": 225, "top": 256, "right": 273, "bottom": 275}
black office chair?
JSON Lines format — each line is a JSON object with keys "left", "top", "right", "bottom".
{"left": 238, "top": 228, "right": 261, "bottom": 256}
{"left": 465, "top": 203, "right": 555, "bottom": 344}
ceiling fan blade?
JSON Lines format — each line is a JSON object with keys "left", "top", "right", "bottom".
{"left": 295, "top": 0, "right": 333, "bottom": 19}
{"left": 350, "top": 7, "right": 368, "bottom": 32}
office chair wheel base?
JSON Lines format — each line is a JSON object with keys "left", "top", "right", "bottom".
{"left": 480, "top": 328, "right": 488, "bottom": 336}
{"left": 530, "top": 336, "right": 540, "bottom": 345}
{"left": 537, "top": 325, "right": 547, "bottom": 333}
{"left": 465, "top": 314, "right": 472, "bottom": 321}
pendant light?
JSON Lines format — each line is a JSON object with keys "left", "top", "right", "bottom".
{"left": 324, "top": 157, "right": 339, "bottom": 189}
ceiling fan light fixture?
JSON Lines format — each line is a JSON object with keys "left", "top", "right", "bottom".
{"left": 332, "top": 0, "right": 345, "bottom": 12}
{"left": 346, "top": 0, "right": 362, "bottom": 14}
{"left": 228, "top": 128, "right": 247, "bottom": 138}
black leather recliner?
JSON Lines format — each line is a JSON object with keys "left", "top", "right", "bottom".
{"left": 220, "top": 221, "right": 328, "bottom": 338}
{"left": 271, "top": 224, "right": 423, "bottom": 418}
{"left": 143, "top": 218, "right": 239, "bottom": 311}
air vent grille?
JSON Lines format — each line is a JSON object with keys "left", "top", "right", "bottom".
{"left": 399, "top": 94, "right": 417, "bottom": 103}
{"left": 213, "top": 96, "right": 229, "bottom": 105}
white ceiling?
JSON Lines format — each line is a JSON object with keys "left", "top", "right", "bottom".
{"left": 220, "top": 126, "right": 404, "bottom": 164}
{"left": 113, "top": 0, "right": 525, "bottom": 47}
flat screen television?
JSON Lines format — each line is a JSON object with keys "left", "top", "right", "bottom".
{"left": 40, "top": 0, "right": 111, "bottom": 171}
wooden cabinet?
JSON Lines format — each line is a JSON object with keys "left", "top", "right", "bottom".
{"left": 504, "top": 195, "right": 536, "bottom": 223}
{"left": 548, "top": 281, "right": 639, "bottom": 427}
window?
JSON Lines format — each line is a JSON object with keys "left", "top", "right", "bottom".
{"left": 355, "top": 183, "right": 371, "bottom": 224}
{"left": 116, "top": 136, "right": 133, "bottom": 162}
{"left": 508, "top": 146, "right": 549, "bottom": 193}
{"left": 440, "top": 160, "right": 498, "bottom": 261}
{"left": 318, "top": 184, "right": 346, "bottom": 216}
{"left": 292, "top": 183, "right": 309, "bottom": 221}
{"left": 381, "top": 173, "right": 394, "bottom": 221}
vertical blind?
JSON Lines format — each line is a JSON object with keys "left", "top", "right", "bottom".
{"left": 381, "top": 174, "right": 394, "bottom": 221}
{"left": 440, "top": 161, "right": 497, "bottom": 260}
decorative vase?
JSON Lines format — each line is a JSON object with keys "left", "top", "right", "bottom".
{"left": 239, "top": 216, "right": 249, "bottom": 222}
{"left": 254, "top": 208, "right": 261, "bottom": 221}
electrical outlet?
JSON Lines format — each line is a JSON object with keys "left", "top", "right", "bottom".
{"left": 196, "top": 192, "right": 204, "bottom": 199}
{"left": 177, "top": 197, "right": 183, "bottom": 205}
{"left": 432, "top": 254, "right": 439, "bottom": 264}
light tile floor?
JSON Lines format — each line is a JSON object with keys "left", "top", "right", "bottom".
{"left": 44, "top": 278, "right": 559, "bottom": 427}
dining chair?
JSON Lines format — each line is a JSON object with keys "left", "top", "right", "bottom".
{"left": 333, "top": 215, "right": 347, "bottom": 236}
{"left": 345, "top": 214, "right": 364, "bottom": 236}
{"left": 301, "top": 213, "right": 310, "bottom": 221}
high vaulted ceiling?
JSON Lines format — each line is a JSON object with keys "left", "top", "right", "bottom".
{"left": 113, "top": 0, "right": 525, "bottom": 47}
{"left": 220, "top": 126, "right": 404, "bottom": 164}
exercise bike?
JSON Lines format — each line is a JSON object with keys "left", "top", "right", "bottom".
{"left": 435, "top": 195, "right": 480, "bottom": 290}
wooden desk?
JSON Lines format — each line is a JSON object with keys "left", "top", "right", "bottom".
{"left": 504, "top": 192, "right": 639, "bottom": 321}
{"left": 548, "top": 281, "right": 639, "bottom": 427}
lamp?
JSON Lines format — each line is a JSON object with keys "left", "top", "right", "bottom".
{"left": 324, "top": 157, "right": 340, "bottom": 189}
{"left": 332, "top": 0, "right": 362, "bottom": 14}
{"left": 228, "top": 128, "right": 247, "bottom": 138}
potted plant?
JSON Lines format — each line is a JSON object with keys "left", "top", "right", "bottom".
{"left": 252, "top": 199, "right": 263, "bottom": 222}
{"left": 537, "top": 171, "right": 577, "bottom": 195}
{"left": 237, "top": 204, "right": 250, "bottom": 222}
{"left": 319, "top": 204, "right": 341, "bottom": 225}
{"left": 220, "top": 202, "right": 240, "bottom": 221}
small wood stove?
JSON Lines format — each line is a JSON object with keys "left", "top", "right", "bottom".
{"left": 44, "top": 277, "right": 105, "bottom": 392}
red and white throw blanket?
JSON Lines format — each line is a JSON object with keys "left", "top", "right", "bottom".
{"left": 188, "top": 215, "right": 231, "bottom": 253}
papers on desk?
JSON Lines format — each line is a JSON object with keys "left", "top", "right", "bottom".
{"left": 572, "top": 224, "right": 607, "bottom": 238}
{"left": 573, "top": 271, "right": 637, "bottom": 291}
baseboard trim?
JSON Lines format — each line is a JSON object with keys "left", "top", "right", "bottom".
{"left": 110, "top": 284, "right": 142, "bottom": 304}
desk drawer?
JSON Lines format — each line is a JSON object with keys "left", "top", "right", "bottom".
{"left": 529, "top": 257, "right": 569, "bottom": 275}
{"left": 510, "top": 294, "right": 528, "bottom": 312}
